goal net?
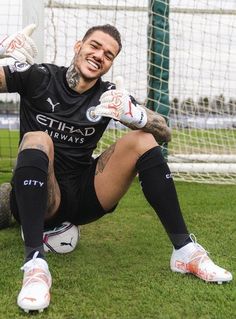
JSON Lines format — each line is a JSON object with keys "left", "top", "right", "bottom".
{"left": 0, "top": 0, "right": 236, "bottom": 184}
{"left": 168, "top": 1, "right": 236, "bottom": 184}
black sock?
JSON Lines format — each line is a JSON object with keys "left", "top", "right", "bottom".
{"left": 136, "top": 146, "right": 191, "bottom": 249}
{"left": 26, "top": 250, "right": 45, "bottom": 261}
{"left": 13, "top": 149, "right": 49, "bottom": 261}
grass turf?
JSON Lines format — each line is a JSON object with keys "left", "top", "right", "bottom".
{"left": 0, "top": 179, "right": 235, "bottom": 319}
{"left": 0, "top": 128, "right": 235, "bottom": 317}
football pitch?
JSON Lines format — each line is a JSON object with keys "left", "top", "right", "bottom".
{"left": 0, "top": 178, "right": 235, "bottom": 319}
{"left": 0, "top": 129, "right": 235, "bottom": 318}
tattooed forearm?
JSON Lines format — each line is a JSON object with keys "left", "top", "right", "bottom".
{"left": 0, "top": 67, "right": 8, "bottom": 93}
{"left": 143, "top": 107, "right": 171, "bottom": 142}
{"left": 95, "top": 143, "right": 116, "bottom": 175}
{"left": 66, "top": 57, "right": 81, "bottom": 90}
{"left": 122, "top": 106, "right": 171, "bottom": 143}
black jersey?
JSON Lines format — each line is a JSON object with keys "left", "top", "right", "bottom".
{"left": 4, "top": 62, "right": 115, "bottom": 174}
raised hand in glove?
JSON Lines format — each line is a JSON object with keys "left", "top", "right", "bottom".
{"left": 0, "top": 24, "right": 38, "bottom": 64}
{"left": 93, "top": 76, "right": 147, "bottom": 128}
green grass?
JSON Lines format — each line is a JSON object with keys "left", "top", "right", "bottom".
{"left": 0, "top": 129, "right": 235, "bottom": 318}
{"left": 0, "top": 179, "right": 235, "bottom": 319}
{"left": 0, "top": 129, "right": 18, "bottom": 174}
{"left": 169, "top": 128, "right": 236, "bottom": 154}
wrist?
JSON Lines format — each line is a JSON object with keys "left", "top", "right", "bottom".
{"left": 0, "top": 57, "right": 16, "bottom": 66}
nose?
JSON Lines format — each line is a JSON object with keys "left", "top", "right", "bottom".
{"left": 93, "top": 49, "right": 104, "bottom": 62}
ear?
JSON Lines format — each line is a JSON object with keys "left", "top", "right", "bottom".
{"left": 74, "top": 41, "right": 82, "bottom": 53}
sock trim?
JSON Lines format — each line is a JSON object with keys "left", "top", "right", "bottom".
{"left": 136, "top": 146, "right": 166, "bottom": 172}
{"left": 15, "top": 148, "right": 49, "bottom": 173}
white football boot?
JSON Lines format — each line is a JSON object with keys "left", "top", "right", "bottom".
{"left": 17, "top": 251, "right": 52, "bottom": 313}
{"left": 170, "top": 234, "right": 232, "bottom": 284}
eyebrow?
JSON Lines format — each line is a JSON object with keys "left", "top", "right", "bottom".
{"left": 90, "top": 40, "right": 116, "bottom": 59}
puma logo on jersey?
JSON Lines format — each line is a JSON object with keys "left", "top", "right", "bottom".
{"left": 46, "top": 97, "right": 60, "bottom": 112}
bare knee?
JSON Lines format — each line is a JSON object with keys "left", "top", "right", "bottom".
{"left": 19, "top": 131, "right": 54, "bottom": 158}
{"left": 119, "top": 130, "right": 158, "bottom": 155}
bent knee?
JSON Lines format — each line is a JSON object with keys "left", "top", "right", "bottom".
{"left": 19, "top": 131, "right": 53, "bottom": 156}
{"left": 119, "top": 130, "right": 158, "bottom": 154}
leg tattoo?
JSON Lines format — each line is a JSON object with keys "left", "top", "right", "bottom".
{"left": 95, "top": 143, "right": 116, "bottom": 175}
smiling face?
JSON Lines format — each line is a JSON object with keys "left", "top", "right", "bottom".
{"left": 73, "top": 30, "right": 120, "bottom": 82}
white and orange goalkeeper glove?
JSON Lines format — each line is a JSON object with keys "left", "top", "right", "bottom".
{"left": 0, "top": 24, "right": 38, "bottom": 64}
{"left": 93, "top": 76, "right": 147, "bottom": 128}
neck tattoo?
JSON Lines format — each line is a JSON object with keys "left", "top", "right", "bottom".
{"left": 66, "top": 58, "right": 81, "bottom": 89}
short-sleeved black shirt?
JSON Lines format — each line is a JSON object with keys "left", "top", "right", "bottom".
{"left": 4, "top": 62, "right": 114, "bottom": 174}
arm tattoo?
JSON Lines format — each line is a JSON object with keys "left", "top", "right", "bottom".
{"left": 144, "top": 107, "right": 171, "bottom": 142}
{"left": 66, "top": 57, "right": 81, "bottom": 89}
{"left": 95, "top": 143, "right": 116, "bottom": 175}
{"left": 0, "top": 67, "right": 8, "bottom": 93}
{"left": 124, "top": 106, "right": 171, "bottom": 143}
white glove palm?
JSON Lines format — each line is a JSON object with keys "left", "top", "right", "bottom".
{"left": 0, "top": 24, "right": 38, "bottom": 64}
{"left": 94, "top": 76, "right": 147, "bottom": 128}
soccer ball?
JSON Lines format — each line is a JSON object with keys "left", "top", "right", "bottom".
{"left": 43, "top": 222, "right": 80, "bottom": 253}
{"left": 21, "top": 222, "right": 80, "bottom": 254}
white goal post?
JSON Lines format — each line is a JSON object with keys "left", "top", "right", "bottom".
{"left": 0, "top": 0, "right": 236, "bottom": 185}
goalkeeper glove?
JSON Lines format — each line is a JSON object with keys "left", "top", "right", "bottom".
{"left": 0, "top": 24, "right": 38, "bottom": 64}
{"left": 93, "top": 76, "right": 147, "bottom": 128}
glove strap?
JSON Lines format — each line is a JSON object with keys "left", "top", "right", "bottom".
{"left": 133, "top": 105, "right": 147, "bottom": 128}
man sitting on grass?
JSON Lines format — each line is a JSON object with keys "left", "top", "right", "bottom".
{"left": 0, "top": 23, "right": 232, "bottom": 313}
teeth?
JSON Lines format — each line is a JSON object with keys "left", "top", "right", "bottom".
{"left": 87, "top": 60, "right": 99, "bottom": 69}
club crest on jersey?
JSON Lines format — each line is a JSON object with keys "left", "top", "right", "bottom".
{"left": 9, "top": 61, "right": 30, "bottom": 73}
{"left": 86, "top": 106, "right": 101, "bottom": 122}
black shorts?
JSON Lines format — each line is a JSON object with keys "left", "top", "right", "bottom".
{"left": 10, "top": 156, "right": 118, "bottom": 227}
